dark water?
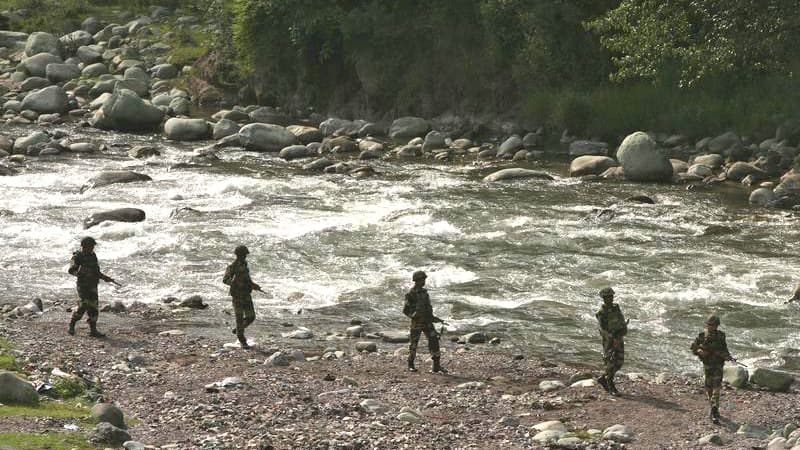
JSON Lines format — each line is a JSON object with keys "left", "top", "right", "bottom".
{"left": 1, "top": 123, "right": 799, "bottom": 373}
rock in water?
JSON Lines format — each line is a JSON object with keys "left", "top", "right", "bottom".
{"left": 83, "top": 208, "right": 146, "bottom": 229}
{"left": 483, "top": 168, "right": 554, "bottom": 183}
{"left": 238, "top": 123, "right": 299, "bottom": 152}
{"left": 616, "top": 132, "right": 673, "bottom": 182}
{"left": 90, "top": 89, "right": 163, "bottom": 132}
{"left": 569, "top": 155, "right": 617, "bottom": 177}
{"left": 80, "top": 171, "right": 151, "bottom": 193}
{"left": 163, "top": 118, "right": 211, "bottom": 141}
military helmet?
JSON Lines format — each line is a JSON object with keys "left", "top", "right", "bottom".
{"left": 234, "top": 245, "right": 249, "bottom": 257}
{"left": 705, "top": 314, "right": 721, "bottom": 326}
{"left": 599, "top": 287, "right": 615, "bottom": 298}
{"left": 80, "top": 236, "right": 97, "bottom": 247}
{"left": 412, "top": 270, "right": 427, "bottom": 281}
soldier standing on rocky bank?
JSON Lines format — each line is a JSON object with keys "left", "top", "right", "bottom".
{"left": 223, "top": 245, "right": 261, "bottom": 349}
{"left": 67, "top": 237, "right": 117, "bottom": 337}
{"left": 403, "top": 270, "right": 447, "bottom": 373}
{"left": 596, "top": 287, "right": 627, "bottom": 396}
{"left": 691, "top": 315, "right": 732, "bottom": 424}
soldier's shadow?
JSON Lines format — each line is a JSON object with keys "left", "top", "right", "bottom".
{"left": 621, "top": 393, "right": 687, "bottom": 412}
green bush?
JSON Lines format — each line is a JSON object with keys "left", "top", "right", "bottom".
{"left": 51, "top": 376, "right": 86, "bottom": 399}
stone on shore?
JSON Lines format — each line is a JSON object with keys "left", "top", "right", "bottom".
{"left": 213, "top": 119, "right": 240, "bottom": 140}
{"left": 723, "top": 365, "right": 748, "bottom": 388}
{"left": 286, "top": 125, "right": 323, "bottom": 144}
{"left": 22, "top": 52, "right": 63, "bottom": 78}
{"left": 93, "top": 422, "right": 131, "bottom": 446}
{"left": 355, "top": 341, "right": 377, "bottom": 353}
{"left": 25, "top": 32, "right": 61, "bottom": 57}
{"left": 91, "top": 89, "right": 163, "bottom": 132}
{"left": 12, "top": 131, "right": 50, "bottom": 154}
{"left": 164, "top": 118, "right": 211, "bottom": 141}
{"left": 82, "top": 62, "right": 109, "bottom": 77}
{"left": 458, "top": 332, "right": 487, "bottom": 344}
{"left": 267, "top": 352, "right": 289, "bottom": 367}
{"left": 279, "top": 145, "right": 316, "bottom": 161}
{"left": 603, "top": 424, "right": 634, "bottom": 443}
{"left": 0, "top": 371, "right": 39, "bottom": 405}
{"left": 570, "top": 155, "right": 617, "bottom": 177}
{"left": 749, "top": 367, "right": 795, "bottom": 392}
{"left": 238, "top": 123, "right": 299, "bottom": 152}
{"left": 45, "top": 63, "right": 80, "bottom": 83}
{"left": 616, "top": 132, "right": 673, "bottom": 182}
{"left": 693, "top": 154, "right": 724, "bottom": 169}
{"left": 483, "top": 168, "right": 554, "bottom": 183}
{"left": 726, "top": 162, "right": 767, "bottom": 183}
{"left": 389, "top": 117, "right": 431, "bottom": 140}
{"left": 90, "top": 403, "right": 126, "bottom": 429}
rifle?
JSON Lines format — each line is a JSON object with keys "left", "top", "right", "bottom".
{"left": 729, "top": 357, "right": 748, "bottom": 368}
{"left": 107, "top": 278, "right": 122, "bottom": 287}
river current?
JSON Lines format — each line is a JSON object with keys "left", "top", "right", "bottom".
{"left": 1, "top": 123, "right": 799, "bottom": 374}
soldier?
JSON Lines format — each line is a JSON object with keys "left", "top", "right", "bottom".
{"left": 67, "top": 237, "right": 117, "bottom": 337}
{"left": 595, "top": 287, "right": 627, "bottom": 396}
{"left": 403, "top": 270, "right": 446, "bottom": 373}
{"left": 223, "top": 245, "right": 261, "bottom": 349}
{"left": 691, "top": 315, "right": 732, "bottom": 424}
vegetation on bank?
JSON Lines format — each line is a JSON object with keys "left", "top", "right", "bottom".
{"left": 0, "top": 432, "right": 98, "bottom": 450}
{"left": 0, "top": 400, "right": 89, "bottom": 419}
{"left": 5, "top": 0, "right": 800, "bottom": 139}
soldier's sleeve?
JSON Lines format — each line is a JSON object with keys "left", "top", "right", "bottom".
{"left": 618, "top": 308, "right": 628, "bottom": 336}
{"left": 690, "top": 333, "right": 703, "bottom": 354}
{"left": 68, "top": 252, "right": 81, "bottom": 276}
{"left": 222, "top": 264, "right": 235, "bottom": 285}
{"left": 402, "top": 292, "right": 415, "bottom": 318}
{"left": 718, "top": 332, "right": 731, "bottom": 360}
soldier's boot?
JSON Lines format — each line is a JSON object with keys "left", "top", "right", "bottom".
{"left": 88, "top": 322, "right": 105, "bottom": 338}
{"left": 596, "top": 376, "right": 610, "bottom": 393}
{"left": 68, "top": 320, "right": 77, "bottom": 336}
{"left": 608, "top": 378, "right": 619, "bottom": 396}
{"left": 431, "top": 357, "right": 447, "bottom": 374}
{"left": 237, "top": 333, "right": 250, "bottom": 350}
{"left": 407, "top": 357, "right": 417, "bottom": 372}
{"left": 710, "top": 406, "right": 720, "bottom": 424}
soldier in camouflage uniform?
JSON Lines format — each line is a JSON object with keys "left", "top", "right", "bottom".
{"left": 67, "top": 237, "right": 116, "bottom": 337}
{"left": 403, "top": 271, "right": 446, "bottom": 373}
{"left": 223, "top": 245, "right": 261, "bottom": 349}
{"left": 595, "top": 287, "right": 627, "bottom": 396}
{"left": 691, "top": 314, "right": 732, "bottom": 424}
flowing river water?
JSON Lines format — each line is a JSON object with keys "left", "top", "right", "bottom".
{"left": 1, "top": 123, "right": 799, "bottom": 375}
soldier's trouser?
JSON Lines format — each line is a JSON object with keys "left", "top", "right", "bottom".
{"left": 703, "top": 364, "right": 723, "bottom": 408}
{"left": 232, "top": 294, "right": 256, "bottom": 336}
{"left": 71, "top": 287, "right": 99, "bottom": 325}
{"left": 408, "top": 324, "right": 440, "bottom": 362}
{"left": 602, "top": 337, "right": 624, "bottom": 379}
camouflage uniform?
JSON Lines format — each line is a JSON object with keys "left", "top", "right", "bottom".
{"left": 691, "top": 327, "right": 730, "bottom": 410}
{"left": 597, "top": 302, "right": 627, "bottom": 378}
{"left": 403, "top": 272, "right": 444, "bottom": 372}
{"left": 68, "top": 249, "right": 111, "bottom": 334}
{"left": 223, "top": 258, "right": 256, "bottom": 344}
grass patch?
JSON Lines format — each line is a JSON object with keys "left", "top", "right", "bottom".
{"left": 51, "top": 377, "right": 87, "bottom": 399}
{"left": 0, "top": 432, "right": 98, "bottom": 450}
{"left": 0, "top": 399, "right": 89, "bottom": 419}
{"left": 0, "top": 338, "right": 19, "bottom": 372}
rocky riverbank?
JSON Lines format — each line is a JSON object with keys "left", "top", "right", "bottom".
{"left": 1, "top": 300, "right": 800, "bottom": 450}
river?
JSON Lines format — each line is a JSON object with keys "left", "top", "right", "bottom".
{"left": 1, "top": 123, "right": 799, "bottom": 375}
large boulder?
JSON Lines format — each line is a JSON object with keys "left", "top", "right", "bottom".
{"left": 22, "top": 52, "right": 63, "bottom": 78}
{"left": 91, "top": 89, "right": 163, "bottom": 131}
{"left": 238, "top": 123, "right": 299, "bottom": 152}
{"left": 93, "top": 422, "right": 131, "bottom": 446}
{"left": 279, "top": 145, "right": 316, "bottom": 161}
{"left": 749, "top": 368, "right": 794, "bottom": 392}
{"left": 12, "top": 131, "right": 50, "bottom": 154}
{"left": 774, "top": 174, "right": 800, "bottom": 197}
{"left": 163, "top": 118, "right": 210, "bottom": 141}
{"left": 749, "top": 187, "right": 777, "bottom": 206}
{"left": 25, "top": 32, "right": 61, "bottom": 57}
{"left": 616, "top": 132, "right": 673, "bottom": 182}
{"left": 60, "top": 30, "right": 93, "bottom": 48}
{"left": 389, "top": 117, "right": 431, "bottom": 140}
{"left": 497, "top": 135, "right": 523, "bottom": 157}
{"left": 483, "top": 168, "right": 554, "bottom": 183}
{"left": 0, "top": 31, "right": 29, "bottom": 50}
{"left": 726, "top": 162, "right": 767, "bottom": 183}
{"left": 45, "top": 63, "right": 81, "bottom": 83}
{"left": 150, "top": 63, "right": 178, "bottom": 79}
{"left": 569, "top": 156, "right": 617, "bottom": 177}
{"left": 569, "top": 140, "right": 608, "bottom": 157}
{"left": 21, "top": 86, "right": 67, "bottom": 114}
{"left": 0, "top": 371, "right": 39, "bottom": 405}
{"left": 723, "top": 365, "right": 748, "bottom": 388}
{"left": 90, "top": 403, "right": 126, "bottom": 428}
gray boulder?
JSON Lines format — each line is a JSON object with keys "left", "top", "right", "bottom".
{"left": 94, "top": 422, "right": 131, "bottom": 446}
{"left": 25, "top": 32, "right": 61, "bottom": 57}
{"left": 129, "top": 146, "right": 160, "bottom": 159}
{"left": 616, "top": 131, "right": 673, "bottom": 182}
{"left": 319, "top": 118, "right": 359, "bottom": 137}
{"left": 168, "top": 97, "right": 191, "bottom": 116}
{"left": 279, "top": 145, "right": 316, "bottom": 161}
{"left": 693, "top": 154, "right": 725, "bottom": 170}
{"left": 726, "top": 162, "right": 767, "bottom": 183}
{"left": 249, "top": 106, "right": 290, "bottom": 126}
{"left": 60, "top": 30, "right": 93, "bottom": 48}
{"left": 21, "top": 86, "right": 67, "bottom": 114}
{"left": 458, "top": 332, "right": 488, "bottom": 344}
{"left": 150, "top": 63, "right": 178, "bottom": 79}
{"left": 81, "top": 17, "right": 103, "bottom": 34}
{"left": 12, "top": 131, "right": 50, "bottom": 154}
{"left": 749, "top": 367, "right": 795, "bottom": 392}
{"left": 670, "top": 159, "right": 689, "bottom": 174}
{"left": 708, "top": 131, "right": 743, "bottom": 155}
{"left": 389, "top": 117, "right": 431, "bottom": 140}
{"left": 422, "top": 131, "right": 447, "bottom": 152}
{"left": 163, "top": 118, "right": 210, "bottom": 141}
{"left": 303, "top": 157, "right": 334, "bottom": 171}
{"left": 286, "top": 125, "right": 322, "bottom": 144}
{"left": 123, "top": 66, "right": 150, "bottom": 84}
{"left": 45, "top": 63, "right": 80, "bottom": 83}
{"left": 90, "top": 403, "right": 126, "bottom": 428}
{"left": 523, "top": 131, "right": 542, "bottom": 149}
{"left": 0, "top": 371, "right": 39, "bottom": 405}
{"left": 0, "top": 31, "right": 29, "bottom": 50}
{"left": 115, "top": 79, "right": 149, "bottom": 98}
{"left": 569, "top": 140, "right": 608, "bottom": 157}
{"left": 723, "top": 365, "right": 748, "bottom": 388}
{"left": 355, "top": 341, "right": 377, "bottom": 353}
{"left": 749, "top": 187, "right": 777, "bottom": 206}
{"left": 22, "top": 52, "right": 63, "bottom": 78}
{"left": 569, "top": 156, "right": 617, "bottom": 177}
{"left": 91, "top": 89, "right": 163, "bottom": 131}
{"left": 77, "top": 45, "right": 103, "bottom": 64}
{"left": 80, "top": 171, "right": 152, "bottom": 193}
{"left": 82, "top": 62, "right": 109, "bottom": 77}
{"left": 213, "top": 119, "right": 240, "bottom": 140}
{"left": 483, "top": 168, "right": 554, "bottom": 183}
{"left": 238, "top": 123, "right": 299, "bottom": 152}
{"left": 774, "top": 174, "right": 800, "bottom": 197}
{"left": 20, "top": 77, "right": 50, "bottom": 91}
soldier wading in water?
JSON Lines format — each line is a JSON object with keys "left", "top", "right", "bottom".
{"left": 596, "top": 287, "right": 627, "bottom": 396}
{"left": 691, "top": 315, "right": 732, "bottom": 424}
{"left": 403, "top": 271, "right": 447, "bottom": 373}
{"left": 223, "top": 245, "right": 262, "bottom": 349}
{"left": 67, "top": 237, "right": 117, "bottom": 337}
